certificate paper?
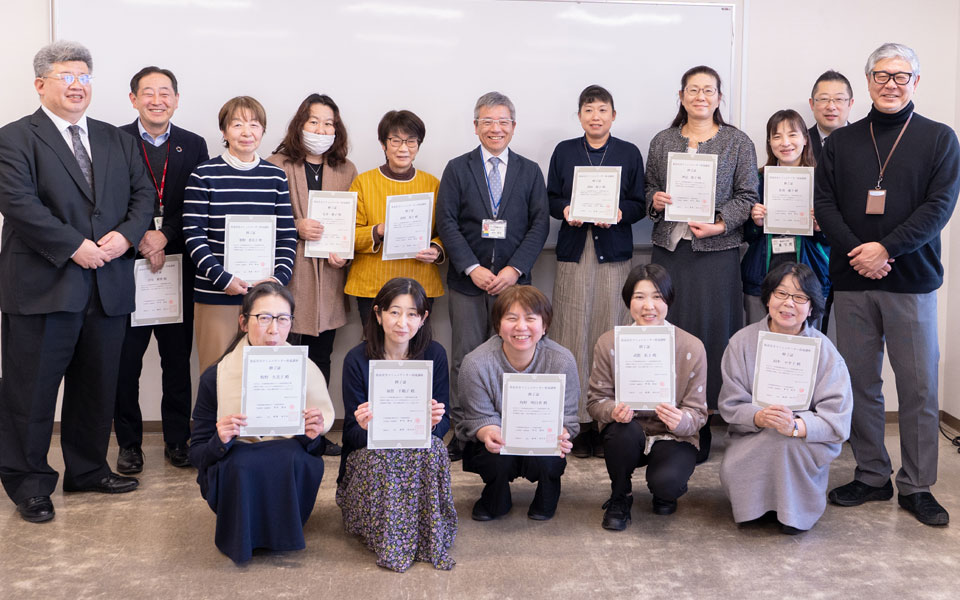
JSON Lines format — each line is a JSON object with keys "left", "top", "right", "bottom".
{"left": 569, "top": 166, "right": 621, "bottom": 224}
{"left": 614, "top": 325, "right": 676, "bottom": 411}
{"left": 752, "top": 331, "right": 821, "bottom": 411}
{"left": 500, "top": 373, "right": 565, "bottom": 456}
{"left": 131, "top": 254, "right": 183, "bottom": 327}
{"left": 664, "top": 152, "right": 718, "bottom": 222}
{"left": 367, "top": 360, "right": 433, "bottom": 449}
{"left": 304, "top": 190, "right": 357, "bottom": 259}
{"left": 382, "top": 193, "right": 433, "bottom": 261}
{"left": 224, "top": 215, "right": 276, "bottom": 283}
{"left": 240, "top": 346, "right": 308, "bottom": 436}
{"left": 764, "top": 166, "right": 814, "bottom": 235}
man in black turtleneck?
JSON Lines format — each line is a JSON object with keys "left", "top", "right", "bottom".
{"left": 815, "top": 43, "right": 959, "bottom": 527}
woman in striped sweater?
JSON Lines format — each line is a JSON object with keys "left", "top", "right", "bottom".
{"left": 183, "top": 96, "right": 297, "bottom": 371}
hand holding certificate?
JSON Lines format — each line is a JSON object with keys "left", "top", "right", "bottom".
{"left": 367, "top": 360, "right": 433, "bottom": 449}
{"left": 240, "top": 346, "right": 308, "bottom": 437}
{"left": 500, "top": 373, "right": 566, "bottom": 456}
{"left": 752, "top": 331, "right": 821, "bottom": 411}
{"left": 614, "top": 326, "right": 676, "bottom": 411}
{"left": 569, "top": 166, "right": 621, "bottom": 224}
{"left": 131, "top": 254, "right": 183, "bottom": 327}
{"left": 225, "top": 215, "right": 276, "bottom": 283}
{"left": 664, "top": 152, "right": 718, "bottom": 222}
{"left": 304, "top": 190, "right": 357, "bottom": 259}
{"left": 763, "top": 166, "right": 814, "bottom": 235}
{"left": 382, "top": 193, "right": 434, "bottom": 261}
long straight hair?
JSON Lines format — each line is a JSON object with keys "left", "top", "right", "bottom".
{"left": 670, "top": 65, "right": 727, "bottom": 128}
{"left": 363, "top": 278, "right": 433, "bottom": 360}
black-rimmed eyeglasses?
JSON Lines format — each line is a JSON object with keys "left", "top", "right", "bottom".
{"left": 871, "top": 71, "right": 914, "bottom": 85}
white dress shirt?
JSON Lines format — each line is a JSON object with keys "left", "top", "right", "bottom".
{"left": 40, "top": 104, "right": 91, "bottom": 160}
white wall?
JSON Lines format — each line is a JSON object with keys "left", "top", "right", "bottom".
{"left": 1, "top": 0, "right": 959, "bottom": 420}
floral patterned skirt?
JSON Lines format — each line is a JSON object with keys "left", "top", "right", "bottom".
{"left": 336, "top": 436, "right": 457, "bottom": 572}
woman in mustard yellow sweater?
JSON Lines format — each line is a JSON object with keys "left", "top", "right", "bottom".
{"left": 345, "top": 110, "right": 444, "bottom": 324}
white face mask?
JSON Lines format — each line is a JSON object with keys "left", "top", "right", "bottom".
{"left": 303, "top": 130, "right": 335, "bottom": 156}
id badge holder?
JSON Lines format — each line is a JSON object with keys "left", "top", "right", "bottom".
{"left": 771, "top": 236, "right": 795, "bottom": 254}
{"left": 482, "top": 219, "right": 507, "bottom": 239}
{"left": 866, "top": 189, "right": 886, "bottom": 215}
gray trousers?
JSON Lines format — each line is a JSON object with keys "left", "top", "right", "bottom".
{"left": 448, "top": 288, "right": 497, "bottom": 428}
{"left": 833, "top": 290, "right": 940, "bottom": 494}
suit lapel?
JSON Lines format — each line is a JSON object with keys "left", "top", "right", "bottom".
{"left": 498, "top": 149, "right": 518, "bottom": 214}
{"left": 88, "top": 119, "right": 109, "bottom": 205}
{"left": 468, "top": 147, "right": 494, "bottom": 219}
{"left": 30, "top": 109, "right": 94, "bottom": 203}
{"left": 167, "top": 124, "right": 186, "bottom": 181}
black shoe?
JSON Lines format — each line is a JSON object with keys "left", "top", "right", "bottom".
{"left": 779, "top": 523, "right": 806, "bottom": 535}
{"left": 164, "top": 444, "right": 191, "bottom": 468}
{"left": 322, "top": 438, "right": 342, "bottom": 456}
{"left": 571, "top": 432, "right": 592, "bottom": 459}
{"left": 446, "top": 438, "right": 462, "bottom": 462}
{"left": 17, "top": 496, "right": 54, "bottom": 523}
{"left": 652, "top": 496, "right": 678, "bottom": 515}
{"left": 471, "top": 499, "right": 495, "bottom": 522}
{"left": 828, "top": 479, "right": 893, "bottom": 507}
{"left": 117, "top": 446, "right": 144, "bottom": 474}
{"left": 898, "top": 492, "right": 949, "bottom": 526}
{"left": 601, "top": 495, "right": 633, "bottom": 531}
{"left": 527, "top": 506, "right": 555, "bottom": 521}
{"left": 64, "top": 472, "right": 139, "bottom": 494}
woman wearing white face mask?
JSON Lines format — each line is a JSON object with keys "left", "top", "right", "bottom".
{"left": 269, "top": 95, "right": 357, "bottom": 451}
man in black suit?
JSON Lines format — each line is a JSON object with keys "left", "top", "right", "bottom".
{"left": 436, "top": 91, "right": 550, "bottom": 460}
{"left": 0, "top": 41, "right": 154, "bottom": 522}
{"left": 808, "top": 70, "right": 854, "bottom": 161}
{"left": 113, "top": 67, "right": 209, "bottom": 474}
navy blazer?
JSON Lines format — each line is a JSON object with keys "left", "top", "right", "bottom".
{"left": 808, "top": 124, "right": 823, "bottom": 163}
{"left": 436, "top": 146, "right": 549, "bottom": 295}
{"left": 0, "top": 108, "right": 154, "bottom": 316}
{"left": 119, "top": 120, "right": 209, "bottom": 256}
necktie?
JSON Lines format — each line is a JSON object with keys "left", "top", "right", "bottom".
{"left": 68, "top": 125, "right": 94, "bottom": 193}
{"left": 488, "top": 156, "right": 502, "bottom": 216}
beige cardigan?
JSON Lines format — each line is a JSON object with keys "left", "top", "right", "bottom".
{"left": 267, "top": 153, "right": 358, "bottom": 335}
{"left": 587, "top": 325, "right": 708, "bottom": 449}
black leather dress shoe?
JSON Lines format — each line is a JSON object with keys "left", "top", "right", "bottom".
{"left": 117, "top": 446, "right": 144, "bottom": 474}
{"left": 17, "top": 496, "right": 55, "bottom": 523}
{"left": 471, "top": 499, "right": 495, "bottom": 522}
{"left": 898, "top": 492, "right": 949, "bottom": 526}
{"left": 64, "top": 472, "right": 139, "bottom": 494}
{"left": 828, "top": 479, "right": 893, "bottom": 507}
{"left": 164, "top": 444, "right": 191, "bottom": 468}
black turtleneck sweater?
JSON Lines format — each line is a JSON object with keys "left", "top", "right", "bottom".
{"left": 814, "top": 102, "right": 960, "bottom": 293}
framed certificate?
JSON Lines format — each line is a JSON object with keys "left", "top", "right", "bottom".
{"left": 367, "top": 360, "right": 433, "bottom": 449}
{"left": 240, "top": 345, "right": 308, "bottom": 437}
{"left": 664, "top": 152, "right": 718, "bottom": 222}
{"left": 131, "top": 253, "right": 183, "bottom": 327}
{"left": 304, "top": 190, "right": 357, "bottom": 259}
{"left": 763, "top": 166, "right": 814, "bottom": 236}
{"left": 224, "top": 214, "right": 276, "bottom": 283}
{"left": 752, "top": 331, "right": 821, "bottom": 411}
{"left": 382, "top": 193, "right": 433, "bottom": 261}
{"left": 500, "top": 373, "right": 565, "bottom": 456}
{"left": 569, "top": 166, "right": 621, "bottom": 224}
{"left": 614, "top": 325, "right": 676, "bottom": 411}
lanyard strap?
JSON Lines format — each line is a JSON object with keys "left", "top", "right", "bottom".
{"left": 141, "top": 140, "right": 170, "bottom": 208}
{"left": 869, "top": 113, "right": 913, "bottom": 189}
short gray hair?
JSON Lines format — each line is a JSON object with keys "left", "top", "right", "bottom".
{"left": 33, "top": 41, "right": 93, "bottom": 77}
{"left": 473, "top": 91, "right": 516, "bottom": 121}
{"left": 865, "top": 43, "right": 919, "bottom": 77}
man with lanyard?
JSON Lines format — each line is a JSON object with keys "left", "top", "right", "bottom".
{"left": 436, "top": 91, "right": 550, "bottom": 461}
{"left": 114, "top": 66, "right": 208, "bottom": 474}
{"left": 815, "top": 43, "right": 960, "bottom": 526}
{"left": 808, "top": 70, "right": 854, "bottom": 162}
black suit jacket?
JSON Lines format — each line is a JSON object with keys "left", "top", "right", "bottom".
{"left": 119, "top": 120, "right": 209, "bottom": 256}
{"left": 436, "top": 146, "right": 549, "bottom": 296}
{"left": 0, "top": 108, "right": 154, "bottom": 316}
{"left": 809, "top": 124, "right": 823, "bottom": 162}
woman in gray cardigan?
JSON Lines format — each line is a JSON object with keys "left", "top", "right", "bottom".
{"left": 645, "top": 65, "right": 759, "bottom": 462}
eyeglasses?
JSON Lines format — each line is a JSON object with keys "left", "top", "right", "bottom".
{"left": 386, "top": 136, "right": 420, "bottom": 149}
{"left": 248, "top": 313, "right": 293, "bottom": 327}
{"left": 475, "top": 118, "right": 515, "bottom": 128}
{"left": 772, "top": 289, "right": 810, "bottom": 305}
{"left": 684, "top": 87, "right": 717, "bottom": 97}
{"left": 871, "top": 71, "right": 914, "bottom": 85}
{"left": 42, "top": 73, "right": 93, "bottom": 85}
{"left": 812, "top": 96, "right": 851, "bottom": 106}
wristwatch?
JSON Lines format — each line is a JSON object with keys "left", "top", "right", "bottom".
{"left": 792, "top": 419, "right": 799, "bottom": 437}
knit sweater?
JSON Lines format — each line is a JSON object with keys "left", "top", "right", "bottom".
{"left": 814, "top": 102, "right": 960, "bottom": 293}
{"left": 183, "top": 156, "right": 296, "bottom": 304}
{"left": 455, "top": 336, "right": 580, "bottom": 442}
{"left": 344, "top": 167, "right": 444, "bottom": 298}
{"left": 645, "top": 125, "right": 759, "bottom": 251}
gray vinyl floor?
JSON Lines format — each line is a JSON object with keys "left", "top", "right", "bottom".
{"left": 1, "top": 424, "right": 959, "bottom": 599}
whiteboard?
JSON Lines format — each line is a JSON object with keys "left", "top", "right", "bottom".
{"left": 54, "top": 0, "right": 737, "bottom": 246}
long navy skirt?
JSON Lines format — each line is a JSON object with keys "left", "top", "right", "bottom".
{"left": 201, "top": 439, "right": 324, "bottom": 563}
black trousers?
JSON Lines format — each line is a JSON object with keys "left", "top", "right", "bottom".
{"left": 462, "top": 441, "right": 566, "bottom": 517}
{"left": 0, "top": 282, "right": 126, "bottom": 503}
{"left": 287, "top": 329, "right": 337, "bottom": 385}
{"left": 601, "top": 420, "right": 697, "bottom": 501}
